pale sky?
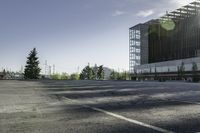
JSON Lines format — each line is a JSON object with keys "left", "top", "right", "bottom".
{"left": 0, "top": 0, "right": 194, "bottom": 74}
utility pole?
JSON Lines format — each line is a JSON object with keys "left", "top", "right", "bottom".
{"left": 49, "top": 66, "right": 52, "bottom": 76}
{"left": 53, "top": 64, "right": 55, "bottom": 74}
{"left": 44, "top": 60, "right": 48, "bottom": 75}
{"left": 20, "top": 66, "right": 23, "bottom": 74}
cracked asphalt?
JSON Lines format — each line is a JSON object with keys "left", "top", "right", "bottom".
{"left": 1, "top": 80, "right": 200, "bottom": 133}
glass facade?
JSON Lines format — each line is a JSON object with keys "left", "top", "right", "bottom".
{"left": 129, "top": 25, "right": 141, "bottom": 73}
{"left": 134, "top": 58, "right": 200, "bottom": 74}
{"left": 129, "top": 24, "right": 149, "bottom": 74}
{"left": 149, "top": 15, "right": 200, "bottom": 63}
{"left": 130, "top": 1, "right": 200, "bottom": 78}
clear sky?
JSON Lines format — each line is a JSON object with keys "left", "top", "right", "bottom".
{"left": 0, "top": 0, "right": 194, "bottom": 74}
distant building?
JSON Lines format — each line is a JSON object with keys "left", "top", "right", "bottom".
{"left": 13, "top": 73, "right": 24, "bottom": 80}
{"left": 129, "top": 1, "right": 200, "bottom": 80}
{"left": 0, "top": 72, "right": 4, "bottom": 80}
{"left": 103, "top": 67, "right": 112, "bottom": 80}
{"left": 0, "top": 71, "right": 24, "bottom": 80}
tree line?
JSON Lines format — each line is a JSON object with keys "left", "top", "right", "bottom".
{"left": 20, "top": 48, "right": 200, "bottom": 82}
{"left": 79, "top": 64, "right": 104, "bottom": 80}
{"left": 24, "top": 48, "right": 129, "bottom": 80}
{"left": 50, "top": 64, "right": 129, "bottom": 80}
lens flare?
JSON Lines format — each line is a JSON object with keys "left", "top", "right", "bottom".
{"left": 159, "top": 19, "right": 175, "bottom": 31}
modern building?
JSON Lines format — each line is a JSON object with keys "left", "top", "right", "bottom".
{"left": 129, "top": 0, "right": 200, "bottom": 79}
{"left": 129, "top": 23, "right": 149, "bottom": 73}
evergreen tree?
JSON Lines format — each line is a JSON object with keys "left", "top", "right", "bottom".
{"left": 110, "top": 70, "right": 118, "bottom": 80}
{"left": 154, "top": 67, "right": 158, "bottom": 80}
{"left": 80, "top": 64, "right": 95, "bottom": 80}
{"left": 97, "top": 65, "right": 104, "bottom": 80}
{"left": 192, "top": 62, "right": 199, "bottom": 82}
{"left": 179, "top": 62, "right": 185, "bottom": 80}
{"left": 24, "top": 48, "right": 41, "bottom": 79}
{"left": 109, "top": 70, "right": 128, "bottom": 80}
{"left": 79, "top": 73, "right": 84, "bottom": 80}
{"left": 177, "top": 66, "right": 180, "bottom": 80}
{"left": 89, "top": 66, "right": 95, "bottom": 80}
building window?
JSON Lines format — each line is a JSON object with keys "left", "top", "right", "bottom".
{"left": 129, "top": 27, "right": 141, "bottom": 73}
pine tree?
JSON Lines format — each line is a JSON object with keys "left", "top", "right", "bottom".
{"left": 97, "top": 65, "right": 104, "bottom": 80}
{"left": 24, "top": 48, "right": 41, "bottom": 79}
{"left": 192, "top": 62, "right": 199, "bottom": 82}
{"left": 179, "top": 62, "right": 185, "bottom": 80}
{"left": 93, "top": 64, "right": 98, "bottom": 80}
{"left": 80, "top": 64, "right": 95, "bottom": 80}
{"left": 154, "top": 67, "right": 158, "bottom": 80}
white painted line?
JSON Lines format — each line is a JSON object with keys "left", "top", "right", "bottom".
{"left": 64, "top": 98, "right": 174, "bottom": 133}
{"left": 87, "top": 105, "right": 174, "bottom": 133}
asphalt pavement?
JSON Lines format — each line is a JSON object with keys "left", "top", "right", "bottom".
{"left": 1, "top": 80, "right": 200, "bottom": 133}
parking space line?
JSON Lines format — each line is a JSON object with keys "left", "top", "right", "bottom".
{"left": 63, "top": 97, "right": 174, "bottom": 133}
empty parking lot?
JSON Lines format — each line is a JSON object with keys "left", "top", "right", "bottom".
{"left": 0, "top": 80, "right": 200, "bottom": 133}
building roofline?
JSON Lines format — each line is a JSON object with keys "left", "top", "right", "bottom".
{"left": 141, "top": 0, "right": 200, "bottom": 25}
